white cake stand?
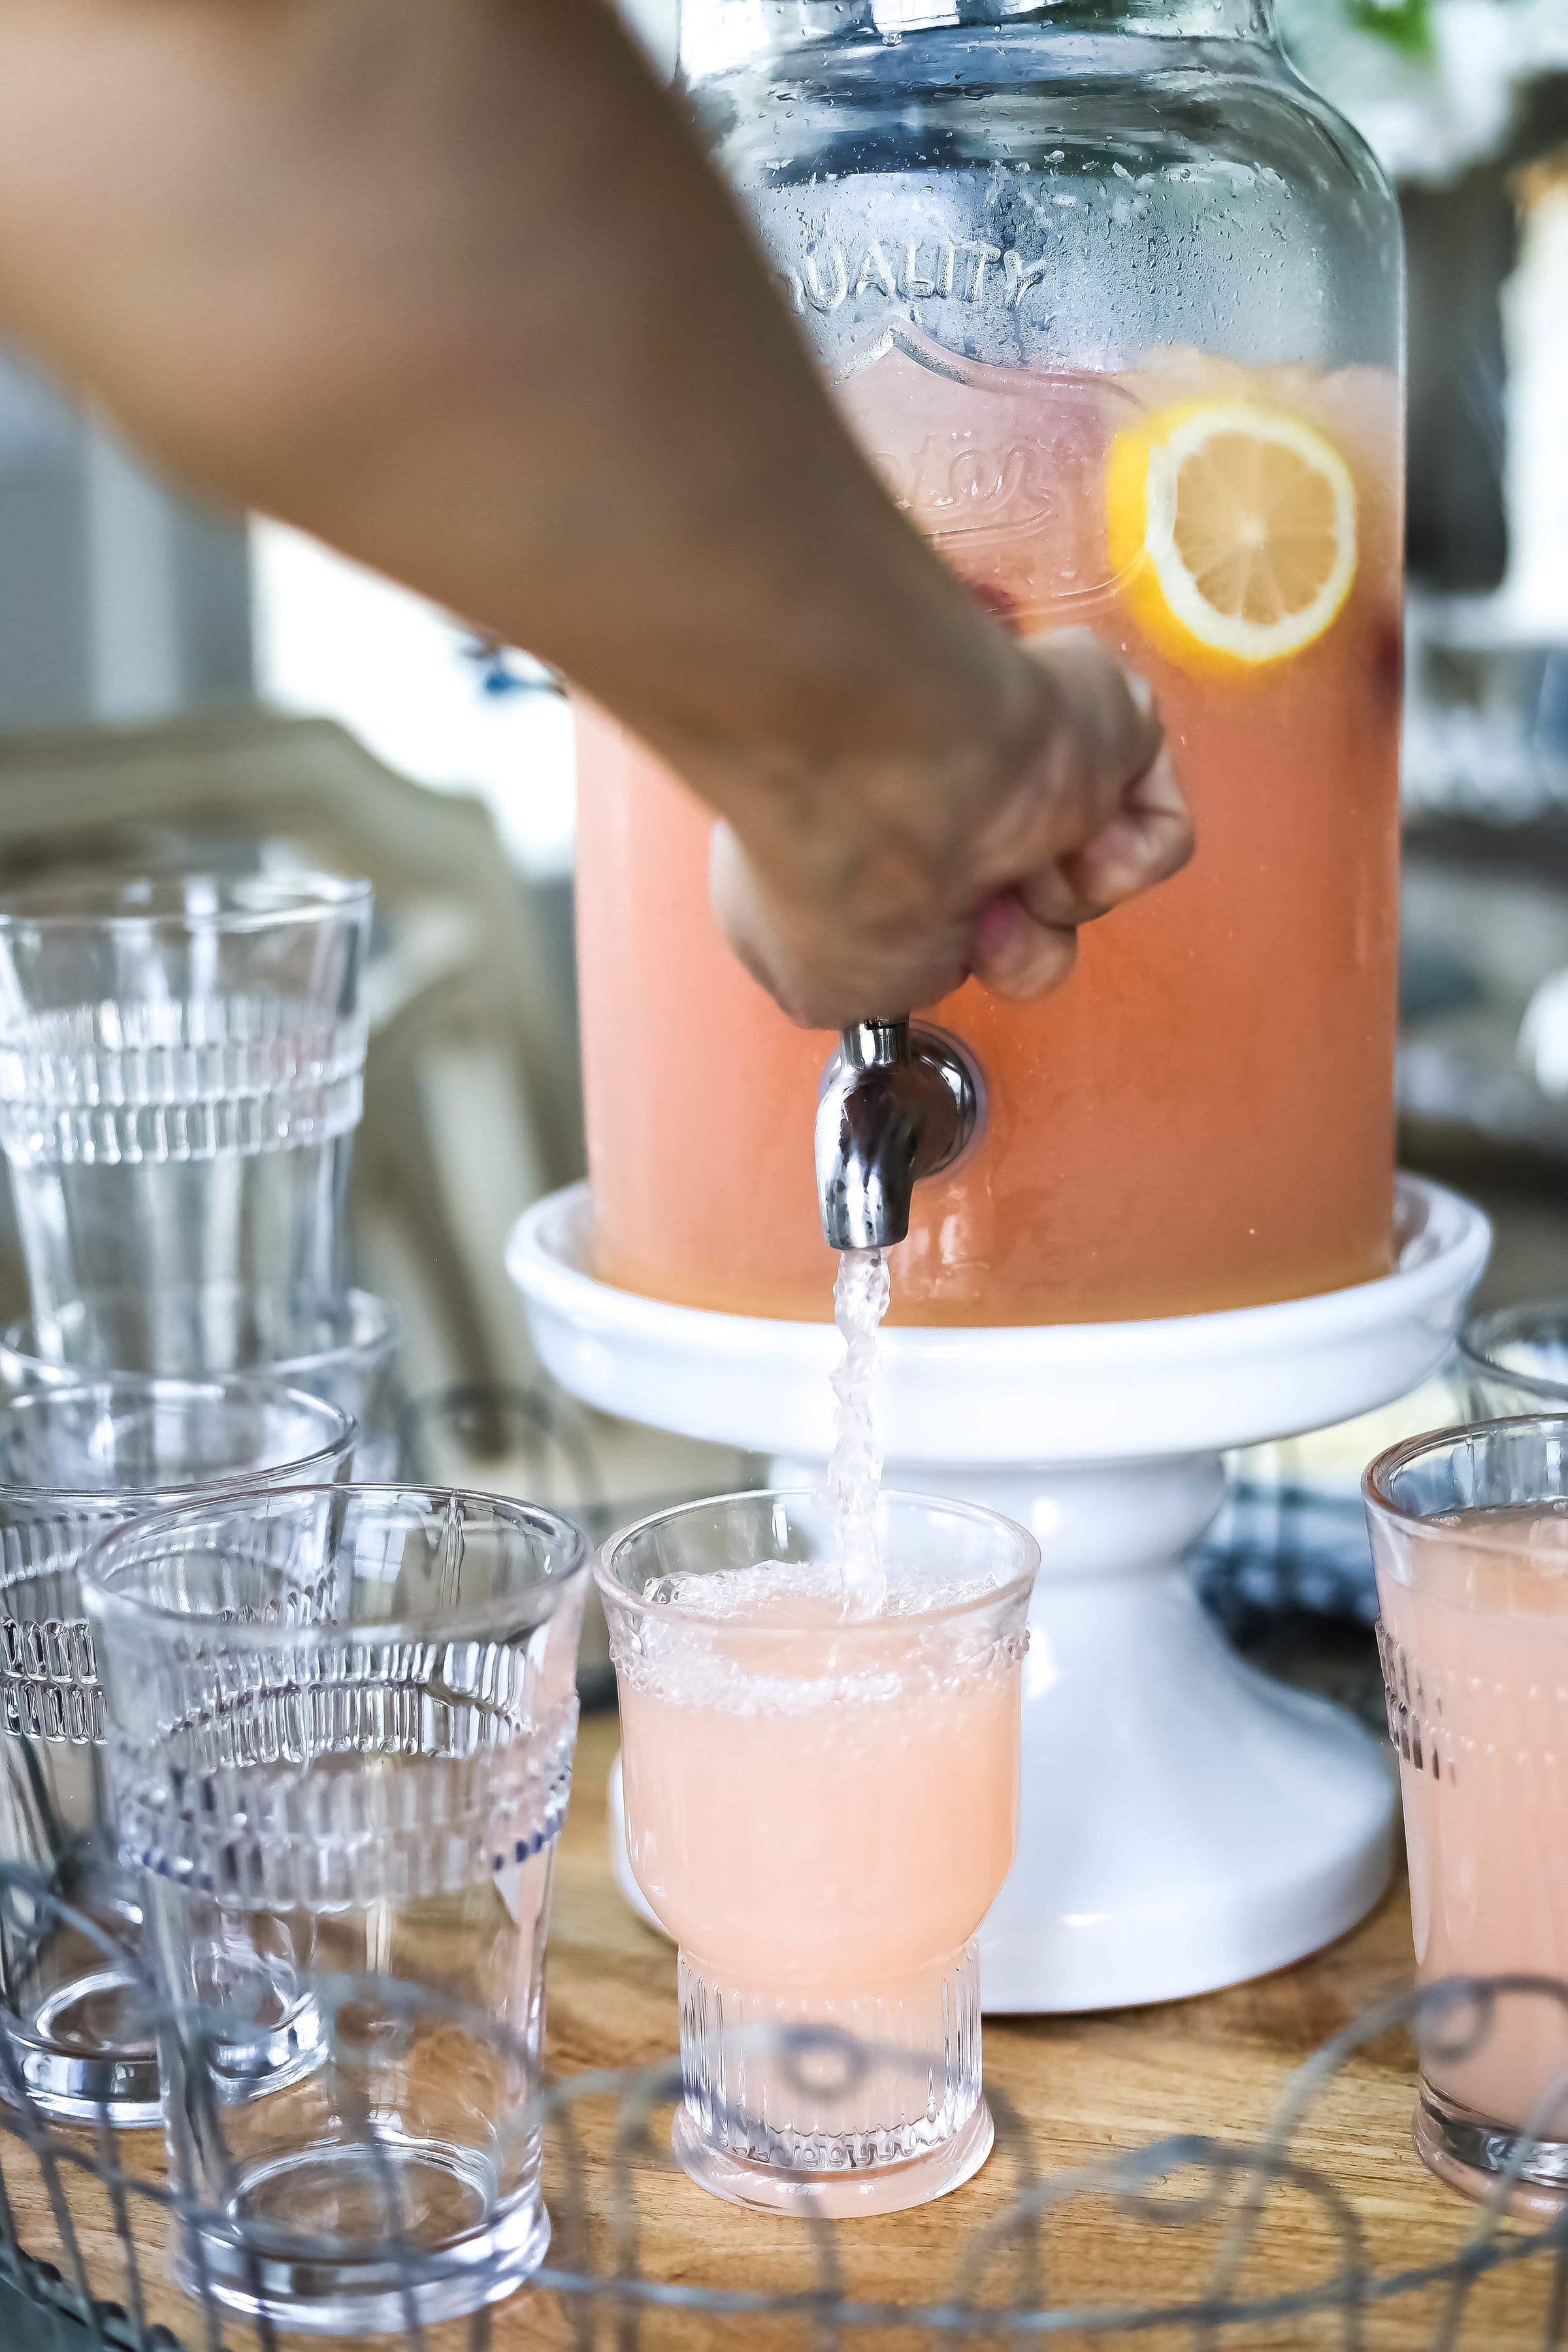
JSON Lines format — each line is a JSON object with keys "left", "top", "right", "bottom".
{"left": 508, "top": 1175, "right": 1489, "bottom": 2011}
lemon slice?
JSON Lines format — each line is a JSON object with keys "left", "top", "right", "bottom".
{"left": 1106, "top": 401, "right": 1358, "bottom": 669}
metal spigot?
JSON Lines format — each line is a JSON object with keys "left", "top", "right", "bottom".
{"left": 815, "top": 1019, "right": 982, "bottom": 1252}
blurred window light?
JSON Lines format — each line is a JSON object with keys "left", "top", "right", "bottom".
{"left": 1519, "top": 968, "right": 1568, "bottom": 1100}
{"left": 621, "top": 0, "right": 680, "bottom": 77}
{"left": 1503, "top": 157, "right": 1568, "bottom": 636}
{"left": 672, "top": 0, "right": 767, "bottom": 76}
{"left": 251, "top": 521, "right": 575, "bottom": 880}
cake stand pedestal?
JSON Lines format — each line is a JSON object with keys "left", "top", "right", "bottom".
{"left": 508, "top": 1176, "right": 1488, "bottom": 2011}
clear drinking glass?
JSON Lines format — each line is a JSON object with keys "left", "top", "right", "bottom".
{"left": 598, "top": 1489, "right": 1037, "bottom": 2218}
{"left": 0, "top": 1379, "right": 355, "bottom": 2125}
{"left": 1365, "top": 1418, "right": 1568, "bottom": 2212}
{"left": 82, "top": 1484, "right": 588, "bottom": 2332}
{"left": 1459, "top": 1302, "right": 1568, "bottom": 1421}
{"left": 0, "top": 872, "right": 372, "bottom": 1375}
{"left": 2, "top": 1286, "right": 404, "bottom": 1480}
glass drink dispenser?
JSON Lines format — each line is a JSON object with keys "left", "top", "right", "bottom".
{"left": 576, "top": 0, "right": 1403, "bottom": 1326}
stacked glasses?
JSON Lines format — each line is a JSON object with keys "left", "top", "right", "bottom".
{"left": 0, "top": 1378, "right": 356, "bottom": 2121}
{"left": 0, "top": 864, "right": 593, "bottom": 2334}
{"left": 0, "top": 870, "right": 403, "bottom": 2132}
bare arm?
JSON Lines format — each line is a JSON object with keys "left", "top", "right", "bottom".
{"left": 0, "top": 0, "right": 1190, "bottom": 1025}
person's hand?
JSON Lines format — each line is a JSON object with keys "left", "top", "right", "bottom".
{"left": 708, "top": 631, "right": 1192, "bottom": 1031}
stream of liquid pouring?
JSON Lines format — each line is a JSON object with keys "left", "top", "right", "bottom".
{"left": 827, "top": 1247, "right": 891, "bottom": 1614}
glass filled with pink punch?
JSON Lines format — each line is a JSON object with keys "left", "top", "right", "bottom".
{"left": 1366, "top": 1416, "right": 1568, "bottom": 2212}
{"left": 597, "top": 1490, "right": 1037, "bottom": 2218}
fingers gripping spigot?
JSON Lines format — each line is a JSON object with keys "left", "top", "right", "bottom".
{"left": 815, "top": 1020, "right": 983, "bottom": 1252}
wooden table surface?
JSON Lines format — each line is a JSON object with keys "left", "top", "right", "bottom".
{"left": 5, "top": 1711, "right": 1565, "bottom": 2349}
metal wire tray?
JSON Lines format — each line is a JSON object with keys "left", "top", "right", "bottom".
{"left": 5, "top": 1866, "right": 1568, "bottom": 2350}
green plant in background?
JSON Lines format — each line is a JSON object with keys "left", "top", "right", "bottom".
{"left": 1346, "top": 0, "right": 1433, "bottom": 59}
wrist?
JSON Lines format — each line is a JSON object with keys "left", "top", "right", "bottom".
{"left": 651, "top": 585, "right": 1055, "bottom": 860}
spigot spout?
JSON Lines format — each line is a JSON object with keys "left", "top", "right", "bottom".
{"left": 815, "top": 1019, "right": 981, "bottom": 1251}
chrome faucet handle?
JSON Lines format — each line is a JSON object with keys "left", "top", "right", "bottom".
{"left": 815, "top": 1019, "right": 982, "bottom": 1252}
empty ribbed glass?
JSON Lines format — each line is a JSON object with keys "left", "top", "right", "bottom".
{"left": 82, "top": 1484, "right": 587, "bottom": 2332}
{"left": 0, "top": 1379, "right": 356, "bottom": 2124}
{"left": 2, "top": 1286, "right": 403, "bottom": 1480}
{"left": 0, "top": 872, "right": 371, "bottom": 1375}
{"left": 1460, "top": 1302, "right": 1568, "bottom": 1422}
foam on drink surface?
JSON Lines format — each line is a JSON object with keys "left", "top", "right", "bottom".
{"left": 620, "top": 1556, "right": 1019, "bottom": 1720}
{"left": 1429, "top": 1497, "right": 1568, "bottom": 1551}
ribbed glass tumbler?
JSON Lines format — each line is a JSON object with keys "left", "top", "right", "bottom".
{"left": 3, "top": 1286, "right": 404, "bottom": 1480}
{"left": 0, "top": 1379, "right": 355, "bottom": 2124}
{"left": 82, "top": 1484, "right": 588, "bottom": 2334}
{"left": 0, "top": 872, "right": 371, "bottom": 1375}
{"left": 1367, "top": 1417, "right": 1568, "bottom": 2215}
{"left": 1460, "top": 1301, "right": 1568, "bottom": 1420}
{"left": 598, "top": 1490, "right": 1037, "bottom": 2219}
